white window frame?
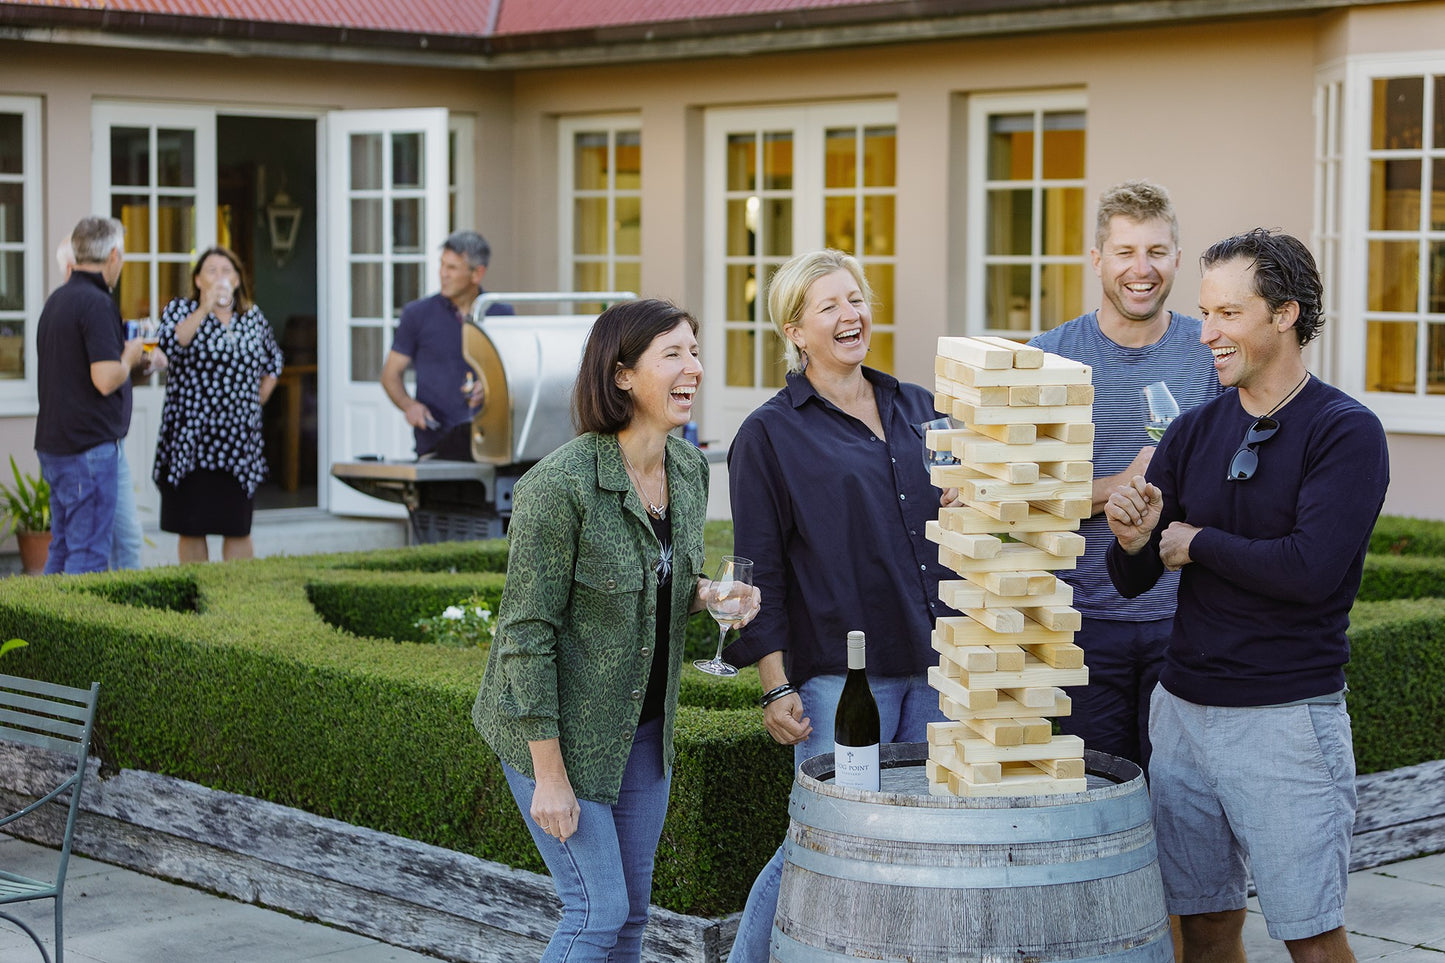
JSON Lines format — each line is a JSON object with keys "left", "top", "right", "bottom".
{"left": 0, "top": 96, "right": 43, "bottom": 415}
{"left": 449, "top": 113, "right": 475, "bottom": 234}
{"left": 965, "top": 90, "right": 1088, "bottom": 338}
{"left": 1332, "top": 53, "right": 1445, "bottom": 434}
{"left": 558, "top": 114, "right": 642, "bottom": 294}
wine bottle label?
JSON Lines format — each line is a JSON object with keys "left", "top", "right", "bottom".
{"left": 833, "top": 742, "right": 880, "bottom": 791}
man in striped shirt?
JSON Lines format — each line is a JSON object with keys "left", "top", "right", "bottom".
{"left": 1028, "top": 181, "right": 1221, "bottom": 773}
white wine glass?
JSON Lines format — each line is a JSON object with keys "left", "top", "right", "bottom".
{"left": 695, "top": 555, "right": 753, "bottom": 677}
{"left": 1142, "top": 381, "right": 1180, "bottom": 442}
{"left": 919, "top": 416, "right": 961, "bottom": 482}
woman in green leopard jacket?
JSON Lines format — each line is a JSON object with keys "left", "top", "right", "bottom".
{"left": 473, "top": 298, "right": 757, "bottom": 962}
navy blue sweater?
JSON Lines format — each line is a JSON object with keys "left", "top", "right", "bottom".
{"left": 1107, "top": 377, "right": 1388, "bottom": 706}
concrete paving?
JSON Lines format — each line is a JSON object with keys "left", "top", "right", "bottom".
{"left": 2, "top": 836, "right": 1441, "bottom": 962}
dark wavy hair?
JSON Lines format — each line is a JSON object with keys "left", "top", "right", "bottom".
{"left": 572, "top": 299, "right": 699, "bottom": 435}
{"left": 189, "top": 246, "right": 254, "bottom": 314}
{"left": 1200, "top": 228, "right": 1323, "bottom": 346}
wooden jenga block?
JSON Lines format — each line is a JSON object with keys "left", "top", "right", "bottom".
{"left": 936, "top": 651, "right": 1089, "bottom": 691}
{"left": 958, "top": 420, "right": 1038, "bottom": 445}
{"left": 1012, "top": 530, "right": 1088, "bottom": 557}
{"left": 1018, "top": 717, "right": 1055, "bottom": 744}
{"left": 938, "top": 544, "right": 1078, "bottom": 575}
{"left": 1029, "top": 496, "right": 1094, "bottom": 521}
{"left": 959, "top": 460, "right": 1041, "bottom": 484}
{"left": 939, "top": 578, "right": 1070, "bottom": 610}
{"left": 989, "top": 642, "right": 1025, "bottom": 671}
{"left": 937, "top": 506, "right": 1080, "bottom": 535}
{"left": 962, "top": 499, "right": 1031, "bottom": 523}
{"left": 1024, "top": 605, "right": 1082, "bottom": 632}
{"left": 964, "top": 715, "right": 1029, "bottom": 746}
{"left": 1038, "top": 422, "right": 1095, "bottom": 443}
{"left": 934, "top": 377, "right": 1012, "bottom": 407}
{"left": 952, "top": 729, "right": 1084, "bottom": 764}
{"left": 935, "top": 614, "right": 1075, "bottom": 647}
{"left": 960, "top": 606, "right": 1024, "bottom": 633}
{"left": 937, "top": 352, "right": 1089, "bottom": 387}
{"left": 937, "top": 336, "right": 1016, "bottom": 369}
{"left": 925, "top": 522, "right": 1003, "bottom": 559}
{"left": 956, "top": 476, "right": 1091, "bottom": 505}
{"left": 956, "top": 402, "right": 1093, "bottom": 427}
{"left": 960, "top": 436, "right": 1093, "bottom": 464}
{"left": 1067, "top": 384, "right": 1094, "bottom": 406}
{"left": 970, "top": 335, "right": 1045, "bottom": 369}
{"left": 1020, "top": 640, "right": 1086, "bottom": 669}
{"left": 933, "top": 676, "right": 1071, "bottom": 719}
{"left": 927, "top": 667, "right": 1001, "bottom": 709}
{"left": 1008, "top": 384, "right": 1070, "bottom": 407}
{"left": 1038, "top": 460, "right": 1094, "bottom": 482}
{"left": 1032, "top": 757, "right": 1087, "bottom": 779}
{"left": 1003, "top": 686, "right": 1070, "bottom": 707}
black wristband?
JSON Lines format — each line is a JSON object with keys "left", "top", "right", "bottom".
{"left": 760, "top": 683, "right": 796, "bottom": 708}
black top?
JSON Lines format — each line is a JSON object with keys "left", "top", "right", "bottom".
{"left": 640, "top": 511, "right": 673, "bottom": 724}
{"left": 34, "top": 270, "right": 130, "bottom": 454}
{"left": 1108, "top": 379, "right": 1389, "bottom": 706}
{"left": 725, "top": 367, "right": 957, "bottom": 685}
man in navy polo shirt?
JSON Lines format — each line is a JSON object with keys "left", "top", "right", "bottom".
{"left": 34, "top": 216, "right": 148, "bottom": 574}
{"left": 381, "top": 230, "right": 514, "bottom": 459}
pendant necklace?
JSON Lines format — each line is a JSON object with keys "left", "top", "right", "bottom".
{"left": 619, "top": 444, "right": 667, "bottom": 520}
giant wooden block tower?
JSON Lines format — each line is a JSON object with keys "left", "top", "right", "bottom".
{"left": 923, "top": 335, "right": 1096, "bottom": 797}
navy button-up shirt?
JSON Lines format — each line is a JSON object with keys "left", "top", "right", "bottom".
{"left": 724, "top": 367, "right": 957, "bottom": 685}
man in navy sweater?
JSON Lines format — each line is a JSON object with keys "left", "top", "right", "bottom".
{"left": 1106, "top": 229, "right": 1388, "bottom": 961}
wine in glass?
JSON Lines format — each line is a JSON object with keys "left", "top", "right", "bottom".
{"left": 695, "top": 555, "right": 753, "bottom": 677}
{"left": 1143, "top": 381, "right": 1180, "bottom": 442}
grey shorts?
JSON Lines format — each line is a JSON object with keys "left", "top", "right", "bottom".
{"left": 1148, "top": 685, "right": 1356, "bottom": 941}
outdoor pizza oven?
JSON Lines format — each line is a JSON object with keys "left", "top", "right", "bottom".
{"left": 330, "top": 292, "right": 634, "bottom": 543}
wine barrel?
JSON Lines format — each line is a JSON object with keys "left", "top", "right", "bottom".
{"left": 771, "top": 743, "right": 1171, "bottom": 961}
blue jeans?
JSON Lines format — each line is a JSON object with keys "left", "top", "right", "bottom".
{"left": 38, "top": 441, "right": 120, "bottom": 575}
{"left": 726, "top": 672, "right": 942, "bottom": 963}
{"left": 1059, "top": 616, "right": 1171, "bottom": 772}
{"left": 109, "top": 445, "right": 143, "bottom": 570}
{"left": 502, "top": 717, "right": 671, "bottom": 962}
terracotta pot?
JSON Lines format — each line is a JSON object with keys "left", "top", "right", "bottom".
{"left": 16, "top": 531, "right": 51, "bottom": 576}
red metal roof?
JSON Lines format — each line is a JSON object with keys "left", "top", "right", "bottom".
{"left": 1, "top": 0, "right": 501, "bottom": 36}
{"left": 493, "top": 0, "right": 896, "bottom": 34}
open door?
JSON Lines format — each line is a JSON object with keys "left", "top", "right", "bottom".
{"left": 324, "top": 108, "right": 448, "bottom": 516}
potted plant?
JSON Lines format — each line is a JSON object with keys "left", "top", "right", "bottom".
{"left": 1, "top": 455, "right": 51, "bottom": 575}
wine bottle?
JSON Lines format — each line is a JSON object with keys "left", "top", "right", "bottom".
{"left": 833, "top": 630, "right": 881, "bottom": 791}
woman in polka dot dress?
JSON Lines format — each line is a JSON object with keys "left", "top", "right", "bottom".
{"left": 153, "top": 246, "right": 283, "bottom": 563}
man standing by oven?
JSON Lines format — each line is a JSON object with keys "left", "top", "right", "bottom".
{"left": 381, "top": 230, "right": 514, "bottom": 459}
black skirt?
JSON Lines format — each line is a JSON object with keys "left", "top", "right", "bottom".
{"left": 159, "top": 468, "right": 253, "bottom": 537}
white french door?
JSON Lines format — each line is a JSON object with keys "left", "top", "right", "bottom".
{"left": 323, "top": 108, "right": 449, "bottom": 516}
{"left": 702, "top": 101, "right": 898, "bottom": 442}
{"left": 92, "top": 104, "right": 218, "bottom": 523}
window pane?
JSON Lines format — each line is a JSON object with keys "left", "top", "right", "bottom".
{"left": 987, "top": 189, "right": 1033, "bottom": 256}
{"left": 573, "top": 261, "right": 606, "bottom": 294}
{"left": 762, "top": 132, "right": 792, "bottom": 191}
{"left": 868, "top": 263, "right": 894, "bottom": 328}
{"left": 1041, "top": 187, "right": 1085, "bottom": 256}
{"left": 1041, "top": 261, "right": 1085, "bottom": 329}
{"left": 393, "top": 133, "right": 422, "bottom": 188}
{"left": 615, "top": 197, "right": 641, "bottom": 256}
{"left": 158, "top": 261, "right": 189, "bottom": 305}
{"left": 574, "top": 132, "right": 608, "bottom": 191}
{"left": 1428, "top": 322, "right": 1445, "bottom": 394}
{"left": 393, "top": 197, "right": 422, "bottom": 253}
{"left": 393, "top": 262, "right": 421, "bottom": 316}
{"left": 0, "top": 114, "right": 21, "bottom": 174}
{"left": 725, "top": 327, "right": 756, "bottom": 387}
{"left": 573, "top": 198, "right": 607, "bottom": 256}
{"left": 616, "top": 130, "right": 641, "bottom": 189}
{"left": 1041, "top": 123, "right": 1085, "bottom": 180}
{"left": 727, "top": 133, "right": 756, "bottom": 191}
{"left": 1367, "top": 240, "right": 1419, "bottom": 312}
{"left": 351, "top": 198, "right": 383, "bottom": 254}
{"left": 824, "top": 196, "right": 855, "bottom": 252}
{"left": 1366, "top": 320, "right": 1416, "bottom": 392}
{"left": 1369, "top": 159, "right": 1421, "bottom": 231}
{"left": 116, "top": 262, "right": 151, "bottom": 320}
{"left": 986, "top": 264, "right": 1031, "bottom": 330}
{"left": 351, "top": 134, "right": 383, "bottom": 190}
{"left": 868, "top": 330, "right": 895, "bottom": 375}
{"left": 863, "top": 126, "right": 896, "bottom": 188}
{"left": 726, "top": 198, "right": 754, "bottom": 257}
{"left": 726, "top": 264, "right": 757, "bottom": 321}
{"left": 1430, "top": 241, "right": 1445, "bottom": 313}
{"left": 988, "top": 115, "right": 1032, "bottom": 180}
{"left": 1372, "top": 77, "right": 1423, "bottom": 151}
{"left": 1433, "top": 160, "right": 1445, "bottom": 231}
{"left": 350, "top": 326, "right": 385, "bottom": 382}
{"left": 825, "top": 128, "right": 856, "bottom": 189}
{"left": 351, "top": 263, "right": 383, "bottom": 318}
{"left": 1436, "top": 77, "right": 1445, "bottom": 153}
{"left": 156, "top": 129, "right": 194, "bottom": 188}
{"left": 862, "top": 197, "right": 894, "bottom": 257}
{"left": 0, "top": 182, "right": 21, "bottom": 240}
{"left": 0, "top": 251, "right": 22, "bottom": 311}
{"left": 615, "top": 261, "right": 640, "bottom": 298}
{"left": 762, "top": 342, "right": 787, "bottom": 389}
{"left": 112, "top": 196, "right": 151, "bottom": 253}
{"left": 111, "top": 127, "right": 150, "bottom": 187}
{"left": 157, "top": 197, "right": 195, "bottom": 254}
{"left": 762, "top": 198, "right": 792, "bottom": 257}
{"left": 0, "top": 319, "right": 21, "bottom": 378}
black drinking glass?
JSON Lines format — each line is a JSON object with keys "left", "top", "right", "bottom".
{"left": 1226, "top": 417, "right": 1280, "bottom": 481}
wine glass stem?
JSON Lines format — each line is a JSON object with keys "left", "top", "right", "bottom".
{"left": 714, "top": 626, "right": 727, "bottom": 662}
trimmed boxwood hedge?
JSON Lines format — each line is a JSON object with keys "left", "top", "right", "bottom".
{"left": 0, "top": 514, "right": 1440, "bottom": 915}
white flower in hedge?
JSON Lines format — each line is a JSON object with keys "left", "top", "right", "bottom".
{"left": 443, "top": 605, "right": 465, "bottom": 620}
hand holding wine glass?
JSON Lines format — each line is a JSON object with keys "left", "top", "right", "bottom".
{"left": 1142, "top": 381, "right": 1180, "bottom": 442}
{"left": 695, "top": 555, "right": 755, "bottom": 677}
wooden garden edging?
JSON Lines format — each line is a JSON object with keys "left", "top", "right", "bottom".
{"left": 0, "top": 742, "right": 1439, "bottom": 962}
